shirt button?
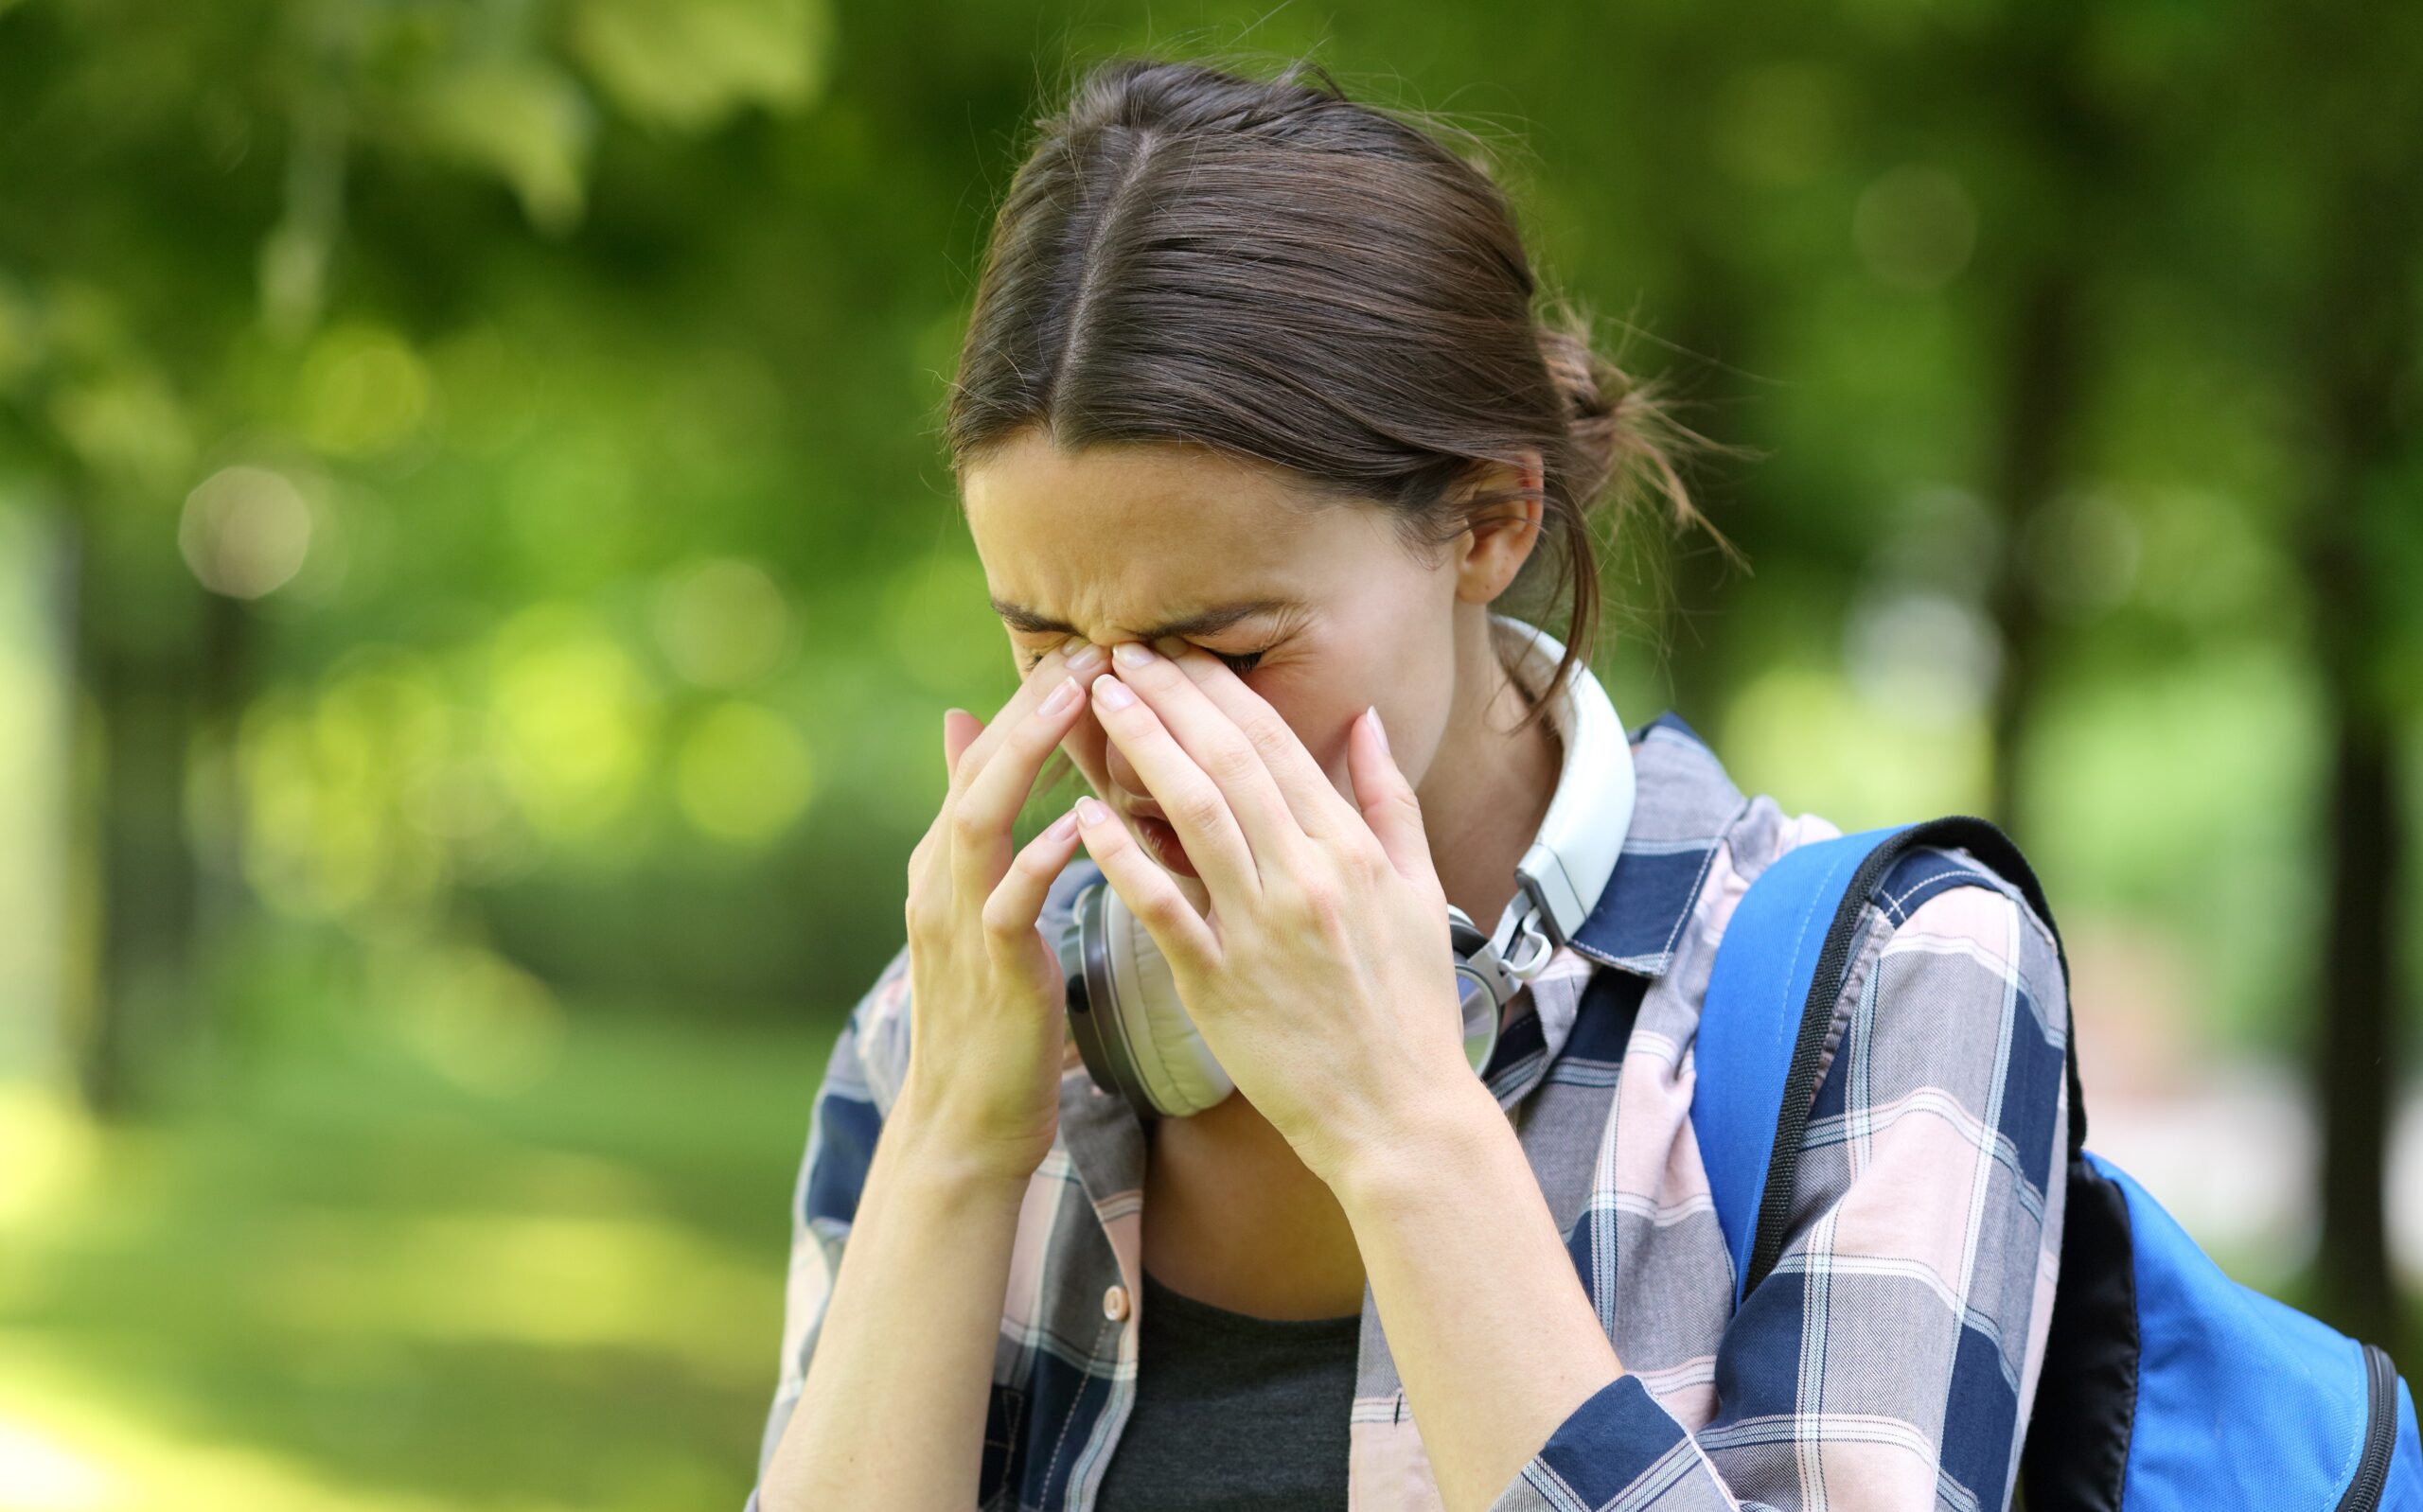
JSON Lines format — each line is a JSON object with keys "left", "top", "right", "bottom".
{"left": 1103, "top": 1283, "right": 1129, "bottom": 1321}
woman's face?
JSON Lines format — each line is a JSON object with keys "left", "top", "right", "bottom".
{"left": 960, "top": 427, "right": 1537, "bottom": 905}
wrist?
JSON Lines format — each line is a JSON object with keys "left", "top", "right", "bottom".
{"left": 1324, "top": 1070, "right": 1515, "bottom": 1217}
{"left": 883, "top": 1089, "right": 1050, "bottom": 1197}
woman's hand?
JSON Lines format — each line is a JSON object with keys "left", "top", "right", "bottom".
{"left": 1070, "top": 637, "right": 1477, "bottom": 1190}
{"left": 896, "top": 636, "right": 1106, "bottom": 1185}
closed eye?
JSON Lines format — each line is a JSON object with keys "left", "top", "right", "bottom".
{"left": 1209, "top": 647, "right": 1265, "bottom": 675}
{"left": 1020, "top": 644, "right": 1267, "bottom": 675}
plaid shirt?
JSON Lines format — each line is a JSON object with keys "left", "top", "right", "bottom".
{"left": 747, "top": 711, "right": 2072, "bottom": 1512}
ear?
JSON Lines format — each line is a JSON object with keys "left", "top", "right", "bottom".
{"left": 1452, "top": 450, "right": 1546, "bottom": 606}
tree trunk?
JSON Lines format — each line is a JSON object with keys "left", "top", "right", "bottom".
{"left": 2313, "top": 695, "right": 2401, "bottom": 1345}
{"left": 2298, "top": 123, "right": 2414, "bottom": 1351}
{"left": 1981, "top": 262, "right": 2081, "bottom": 845}
{"left": 68, "top": 528, "right": 204, "bottom": 1117}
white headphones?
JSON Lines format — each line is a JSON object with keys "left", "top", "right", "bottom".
{"left": 1055, "top": 612, "right": 1636, "bottom": 1120}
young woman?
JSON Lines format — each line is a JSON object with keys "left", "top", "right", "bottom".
{"left": 746, "top": 55, "right": 2071, "bottom": 1512}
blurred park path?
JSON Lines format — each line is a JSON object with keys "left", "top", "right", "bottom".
{"left": 2090, "top": 1070, "right": 2423, "bottom": 1291}
{"left": 2063, "top": 912, "right": 2423, "bottom": 1292}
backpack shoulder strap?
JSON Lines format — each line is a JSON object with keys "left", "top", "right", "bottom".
{"left": 1693, "top": 814, "right": 2080, "bottom": 1305}
{"left": 1694, "top": 823, "right": 1909, "bottom": 1304}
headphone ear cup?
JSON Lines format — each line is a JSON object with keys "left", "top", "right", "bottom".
{"left": 1448, "top": 906, "right": 1512, "bottom": 1076}
{"left": 1102, "top": 884, "right": 1235, "bottom": 1117}
{"left": 1455, "top": 966, "right": 1501, "bottom": 1074}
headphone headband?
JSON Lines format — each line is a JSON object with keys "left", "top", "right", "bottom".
{"left": 1484, "top": 612, "right": 1636, "bottom": 976}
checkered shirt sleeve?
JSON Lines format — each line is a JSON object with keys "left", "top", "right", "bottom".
{"left": 745, "top": 941, "right": 911, "bottom": 1506}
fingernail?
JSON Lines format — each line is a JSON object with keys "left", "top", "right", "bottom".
{"left": 1367, "top": 704, "right": 1389, "bottom": 755}
{"left": 1038, "top": 676, "right": 1081, "bottom": 718}
{"left": 1076, "top": 795, "right": 1109, "bottom": 826}
{"left": 1045, "top": 807, "right": 1081, "bottom": 841}
{"left": 1091, "top": 673, "right": 1136, "bottom": 711}
{"left": 1063, "top": 638, "right": 1105, "bottom": 675}
{"left": 1112, "top": 640, "right": 1155, "bottom": 669}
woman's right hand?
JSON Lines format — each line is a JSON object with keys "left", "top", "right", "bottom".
{"left": 895, "top": 635, "right": 1107, "bottom": 1185}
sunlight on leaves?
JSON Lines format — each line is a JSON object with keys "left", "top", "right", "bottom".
{"left": 409, "top": 60, "right": 596, "bottom": 234}
{"left": 568, "top": 0, "right": 833, "bottom": 132}
{"left": 0, "top": 1412, "right": 114, "bottom": 1510}
{"left": 0, "top": 1083, "right": 95, "bottom": 1230}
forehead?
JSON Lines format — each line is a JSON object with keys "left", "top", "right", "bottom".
{"left": 960, "top": 431, "right": 1388, "bottom": 634}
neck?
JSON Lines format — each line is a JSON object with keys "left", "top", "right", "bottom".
{"left": 1415, "top": 614, "right": 1564, "bottom": 939}
{"left": 1140, "top": 1091, "right": 1370, "bottom": 1318}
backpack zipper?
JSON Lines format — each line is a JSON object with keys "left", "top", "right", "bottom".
{"left": 2337, "top": 1341, "right": 2396, "bottom": 1512}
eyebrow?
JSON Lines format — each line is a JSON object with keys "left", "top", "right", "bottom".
{"left": 989, "top": 595, "right": 1302, "bottom": 642}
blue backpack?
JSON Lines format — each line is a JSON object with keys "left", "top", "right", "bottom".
{"left": 1694, "top": 814, "right": 2423, "bottom": 1511}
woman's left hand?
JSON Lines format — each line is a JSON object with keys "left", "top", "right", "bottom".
{"left": 1070, "top": 636, "right": 1483, "bottom": 1189}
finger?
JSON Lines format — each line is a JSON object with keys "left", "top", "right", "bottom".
{"left": 951, "top": 669, "right": 1094, "bottom": 897}
{"left": 944, "top": 708, "right": 983, "bottom": 783}
{"left": 980, "top": 802, "right": 1089, "bottom": 957}
{"left": 1088, "top": 667, "right": 1263, "bottom": 898}
{"left": 1070, "top": 794, "right": 1219, "bottom": 968}
{"left": 1347, "top": 703, "right": 1438, "bottom": 885}
{"left": 1102, "top": 639, "right": 1304, "bottom": 858}
{"left": 954, "top": 637, "right": 1107, "bottom": 791}
{"left": 922, "top": 708, "right": 984, "bottom": 879}
{"left": 1151, "top": 636, "right": 1360, "bottom": 840}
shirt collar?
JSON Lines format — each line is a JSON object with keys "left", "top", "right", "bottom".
{"left": 1567, "top": 710, "right": 1751, "bottom": 980}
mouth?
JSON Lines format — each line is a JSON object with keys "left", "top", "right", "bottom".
{"left": 1125, "top": 803, "right": 1199, "bottom": 879}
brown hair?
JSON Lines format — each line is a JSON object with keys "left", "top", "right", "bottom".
{"left": 942, "top": 52, "right": 1742, "bottom": 744}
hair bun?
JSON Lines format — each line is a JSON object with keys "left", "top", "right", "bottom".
{"left": 1534, "top": 309, "right": 1729, "bottom": 554}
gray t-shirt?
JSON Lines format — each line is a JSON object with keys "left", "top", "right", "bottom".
{"left": 1093, "top": 1262, "right": 1361, "bottom": 1510}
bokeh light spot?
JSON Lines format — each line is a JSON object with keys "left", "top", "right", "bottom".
{"left": 1853, "top": 165, "right": 1977, "bottom": 290}
{"left": 487, "top": 606, "right": 656, "bottom": 837}
{"left": 1843, "top": 584, "right": 2004, "bottom": 722}
{"left": 296, "top": 324, "right": 431, "bottom": 456}
{"left": 386, "top": 945, "right": 565, "bottom": 1096}
{"left": 179, "top": 466, "right": 313, "bottom": 600}
{"left": 883, "top": 554, "right": 1006, "bottom": 697}
{"left": 1712, "top": 62, "right": 1841, "bottom": 186}
{"left": 653, "top": 557, "right": 792, "bottom": 688}
{"left": 674, "top": 701, "right": 814, "bottom": 844}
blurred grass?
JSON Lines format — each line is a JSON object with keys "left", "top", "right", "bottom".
{"left": 0, "top": 998, "right": 2415, "bottom": 1510}
{"left": 0, "top": 1006, "right": 837, "bottom": 1512}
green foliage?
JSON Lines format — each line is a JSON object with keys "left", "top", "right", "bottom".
{"left": 569, "top": 0, "right": 832, "bottom": 132}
